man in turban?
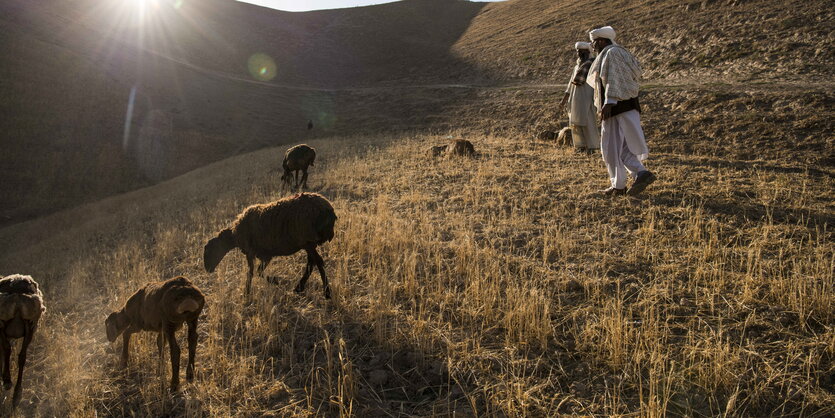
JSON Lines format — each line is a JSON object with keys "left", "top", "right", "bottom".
{"left": 587, "top": 26, "right": 657, "bottom": 196}
{"left": 558, "top": 42, "right": 600, "bottom": 154}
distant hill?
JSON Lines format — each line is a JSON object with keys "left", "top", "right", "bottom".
{"left": 0, "top": 0, "right": 487, "bottom": 224}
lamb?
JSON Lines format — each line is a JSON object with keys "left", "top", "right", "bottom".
{"left": 281, "top": 144, "right": 316, "bottom": 190}
{"left": 203, "top": 193, "right": 337, "bottom": 299}
{"left": 105, "top": 276, "right": 205, "bottom": 391}
{"left": 0, "top": 274, "right": 45, "bottom": 408}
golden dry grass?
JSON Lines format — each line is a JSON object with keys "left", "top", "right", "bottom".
{"left": 0, "top": 129, "right": 832, "bottom": 416}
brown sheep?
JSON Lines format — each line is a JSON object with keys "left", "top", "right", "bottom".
{"left": 448, "top": 139, "right": 476, "bottom": 157}
{"left": 203, "top": 193, "right": 337, "bottom": 299}
{"left": 429, "top": 145, "right": 448, "bottom": 157}
{"left": 0, "top": 274, "right": 44, "bottom": 408}
{"left": 105, "top": 276, "right": 205, "bottom": 391}
{"left": 536, "top": 130, "right": 558, "bottom": 141}
{"left": 281, "top": 144, "right": 316, "bottom": 190}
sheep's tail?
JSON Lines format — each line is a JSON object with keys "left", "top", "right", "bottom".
{"left": 177, "top": 298, "right": 201, "bottom": 314}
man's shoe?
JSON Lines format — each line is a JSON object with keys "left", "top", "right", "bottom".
{"left": 599, "top": 186, "right": 627, "bottom": 196}
{"left": 628, "top": 171, "right": 657, "bottom": 196}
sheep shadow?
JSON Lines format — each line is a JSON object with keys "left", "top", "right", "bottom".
{"left": 221, "top": 280, "right": 478, "bottom": 416}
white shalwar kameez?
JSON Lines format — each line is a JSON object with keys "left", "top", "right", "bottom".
{"left": 587, "top": 43, "right": 650, "bottom": 189}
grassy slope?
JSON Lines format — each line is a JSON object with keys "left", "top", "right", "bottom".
{"left": 0, "top": 0, "right": 833, "bottom": 415}
{"left": 0, "top": 130, "right": 832, "bottom": 416}
{"left": 453, "top": 0, "right": 834, "bottom": 83}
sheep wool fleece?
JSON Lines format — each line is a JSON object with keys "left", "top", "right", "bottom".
{"left": 0, "top": 275, "right": 44, "bottom": 322}
{"left": 233, "top": 193, "right": 336, "bottom": 256}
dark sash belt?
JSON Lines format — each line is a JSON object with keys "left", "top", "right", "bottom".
{"left": 610, "top": 97, "right": 641, "bottom": 117}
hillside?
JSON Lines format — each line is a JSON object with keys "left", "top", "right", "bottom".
{"left": 0, "top": 1, "right": 833, "bottom": 413}
{"left": 3, "top": 0, "right": 833, "bottom": 225}
{"left": 0, "top": 0, "right": 487, "bottom": 225}
{"left": 454, "top": 0, "right": 834, "bottom": 83}
{"left": 0, "top": 131, "right": 832, "bottom": 416}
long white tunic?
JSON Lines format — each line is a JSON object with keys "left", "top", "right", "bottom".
{"left": 565, "top": 60, "right": 596, "bottom": 127}
{"left": 587, "top": 44, "right": 648, "bottom": 159}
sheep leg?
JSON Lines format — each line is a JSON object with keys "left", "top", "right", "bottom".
{"left": 165, "top": 324, "right": 181, "bottom": 391}
{"left": 310, "top": 247, "right": 331, "bottom": 299}
{"left": 244, "top": 254, "right": 255, "bottom": 299}
{"left": 120, "top": 331, "right": 132, "bottom": 368}
{"left": 186, "top": 318, "right": 198, "bottom": 382}
{"left": 294, "top": 170, "right": 300, "bottom": 190}
{"left": 257, "top": 257, "right": 272, "bottom": 277}
{"left": 0, "top": 336, "right": 10, "bottom": 390}
{"left": 12, "top": 326, "right": 33, "bottom": 407}
{"left": 156, "top": 332, "right": 164, "bottom": 381}
{"left": 301, "top": 168, "right": 309, "bottom": 189}
{"left": 294, "top": 254, "right": 314, "bottom": 294}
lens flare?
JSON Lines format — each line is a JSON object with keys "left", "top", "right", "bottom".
{"left": 173, "top": 0, "right": 184, "bottom": 9}
{"left": 247, "top": 53, "right": 277, "bottom": 81}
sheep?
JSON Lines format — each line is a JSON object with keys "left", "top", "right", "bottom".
{"left": 429, "top": 145, "right": 448, "bottom": 157}
{"left": 203, "top": 193, "right": 337, "bottom": 300}
{"left": 105, "top": 276, "right": 205, "bottom": 391}
{"left": 281, "top": 144, "right": 316, "bottom": 190}
{"left": 0, "top": 274, "right": 45, "bottom": 408}
{"left": 448, "top": 139, "right": 476, "bottom": 157}
{"left": 557, "top": 127, "right": 572, "bottom": 147}
{"left": 536, "top": 130, "right": 558, "bottom": 141}
{"left": 429, "top": 140, "right": 477, "bottom": 159}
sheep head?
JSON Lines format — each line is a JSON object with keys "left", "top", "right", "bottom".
{"left": 280, "top": 170, "right": 292, "bottom": 186}
{"left": 105, "top": 311, "right": 128, "bottom": 343}
{"left": 204, "top": 229, "right": 235, "bottom": 273}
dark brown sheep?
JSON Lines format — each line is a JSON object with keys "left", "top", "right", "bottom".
{"left": 281, "top": 144, "right": 316, "bottom": 190}
{"left": 203, "top": 193, "right": 337, "bottom": 299}
{"left": 0, "top": 274, "right": 44, "bottom": 408}
{"left": 448, "top": 139, "right": 476, "bottom": 157}
{"left": 429, "top": 145, "right": 448, "bottom": 157}
{"left": 105, "top": 276, "right": 205, "bottom": 391}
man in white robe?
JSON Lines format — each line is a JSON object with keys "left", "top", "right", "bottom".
{"left": 558, "top": 42, "right": 599, "bottom": 154}
{"left": 587, "top": 26, "right": 657, "bottom": 196}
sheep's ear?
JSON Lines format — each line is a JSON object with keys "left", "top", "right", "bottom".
{"left": 105, "top": 312, "right": 125, "bottom": 342}
{"left": 204, "top": 229, "right": 234, "bottom": 273}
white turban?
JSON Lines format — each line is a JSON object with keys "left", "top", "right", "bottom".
{"left": 574, "top": 42, "right": 592, "bottom": 51}
{"left": 589, "top": 26, "right": 616, "bottom": 42}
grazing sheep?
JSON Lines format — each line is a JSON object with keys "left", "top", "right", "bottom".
{"left": 105, "top": 276, "right": 205, "bottom": 391}
{"left": 429, "top": 145, "right": 448, "bottom": 157}
{"left": 281, "top": 144, "right": 316, "bottom": 190}
{"left": 0, "top": 274, "right": 45, "bottom": 408}
{"left": 448, "top": 139, "right": 476, "bottom": 157}
{"left": 537, "top": 130, "right": 558, "bottom": 141}
{"left": 557, "top": 127, "right": 572, "bottom": 146}
{"left": 204, "top": 193, "right": 337, "bottom": 299}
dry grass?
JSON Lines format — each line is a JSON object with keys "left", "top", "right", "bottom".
{"left": 0, "top": 129, "right": 831, "bottom": 416}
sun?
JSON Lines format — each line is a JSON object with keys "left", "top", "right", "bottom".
{"left": 128, "top": 0, "right": 161, "bottom": 16}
